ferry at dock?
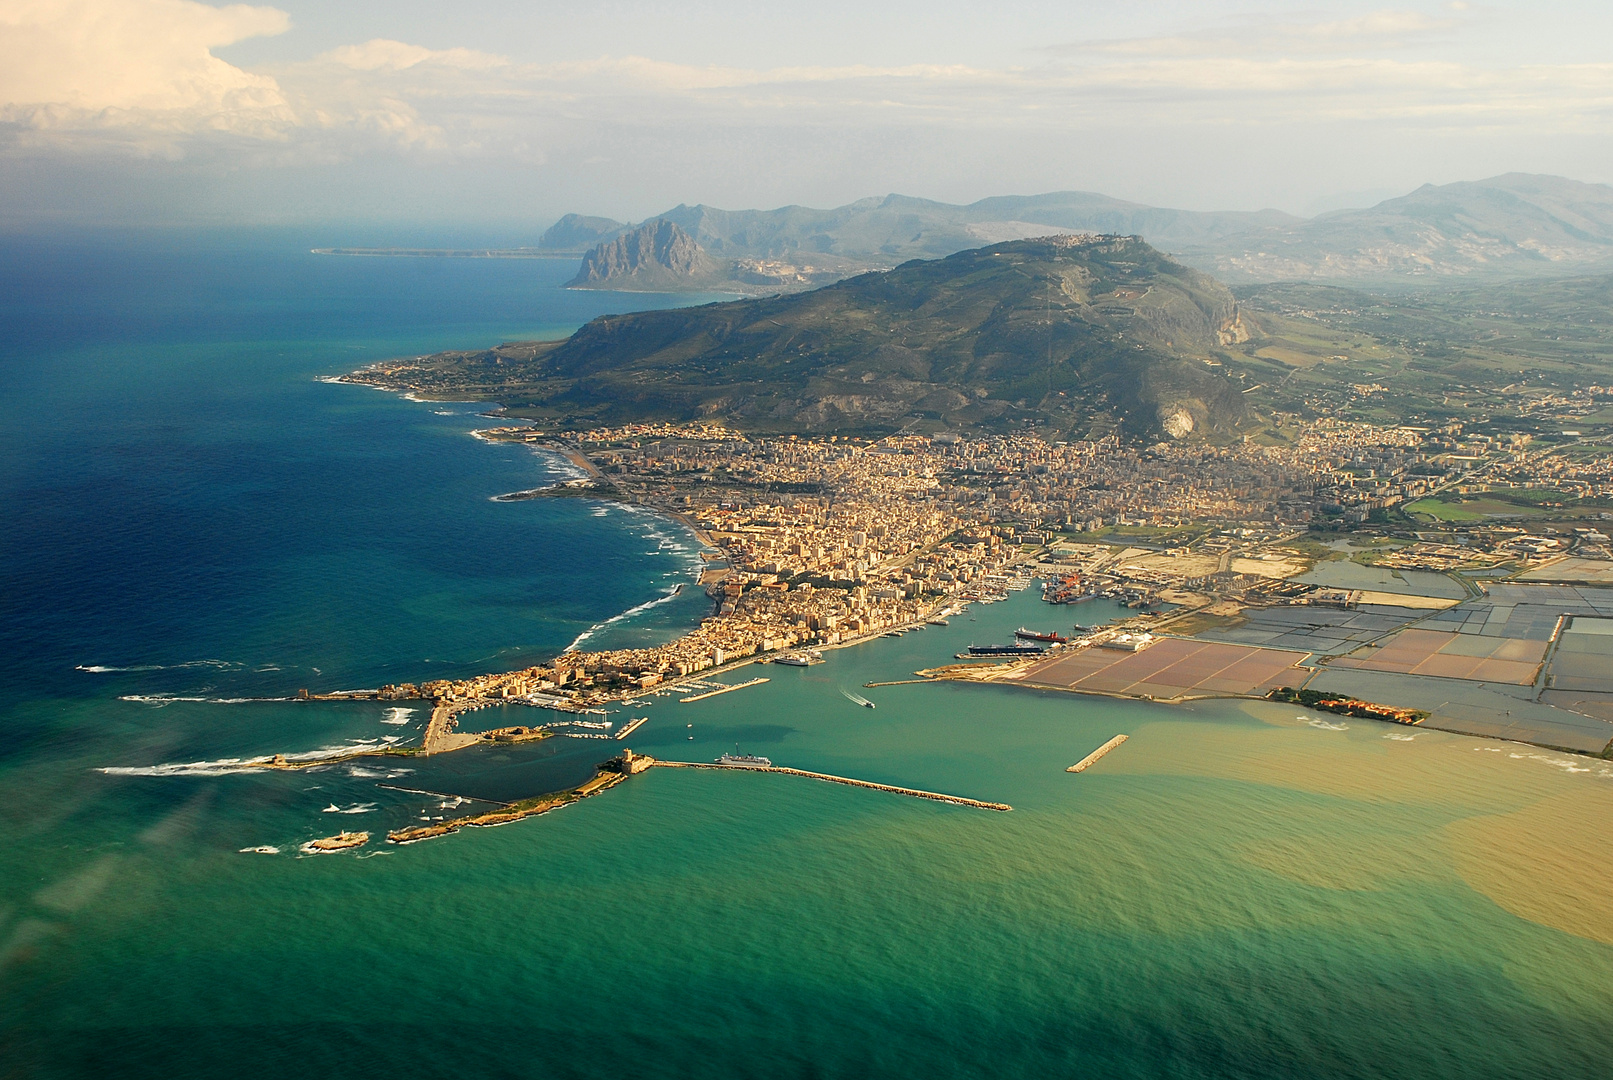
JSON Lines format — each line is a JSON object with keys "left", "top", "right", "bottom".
{"left": 717, "top": 752, "right": 773, "bottom": 767}
{"left": 773, "top": 650, "right": 824, "bottom": 667}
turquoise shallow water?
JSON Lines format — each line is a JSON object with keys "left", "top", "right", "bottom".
{"left": 4, "top": 232, "right": 1613, "bottom": 1078}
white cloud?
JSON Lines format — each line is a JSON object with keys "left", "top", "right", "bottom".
{"left": 0, "top": 0, "right": 293, "bottom": 142}
{"left": 1053, "top": 8, "right": 1460, "bottom": 59}
{"left": 320, "top": 39, "right": 508, "bottom": 73}
{"left": 3, "top": 1, "right": 1612, "bottom": 219}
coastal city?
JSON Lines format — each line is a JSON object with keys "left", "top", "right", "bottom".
{"left": 382, "top": 416, "right": 1613, "bottom": 762}
{"left": 21, "top": 2, "right": 1613, "bottom": 1072}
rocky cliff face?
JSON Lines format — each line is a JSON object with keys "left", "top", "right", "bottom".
{"left": 569, "top": 220, "right": 715, "bottom": 288}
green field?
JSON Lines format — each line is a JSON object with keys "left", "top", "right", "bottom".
{"left": 1232, "top": 276, "right": 1613, "bottom": 432}
{"left": 1076, "top": 524, "right": 1210, "bottom": 546}
{"left": 1404, "top": 496, "right": 1550, "bottom": 522}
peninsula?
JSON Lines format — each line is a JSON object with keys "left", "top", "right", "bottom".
{"left": 296, "top": 230, "right": 1613, "bottom": 816}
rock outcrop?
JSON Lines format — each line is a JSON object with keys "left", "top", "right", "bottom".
{"left": 569, "top": 220, "right": 718, "bottom": 289}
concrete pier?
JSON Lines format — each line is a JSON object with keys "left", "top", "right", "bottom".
{"left": 679, "top": 677, "right": 769, "bottom": 703}
{"left": 1068, "top": 734, "right": 1128, "bottom": 773}
{"left": 420, "top": 701, "right": 484, "bottom": 754}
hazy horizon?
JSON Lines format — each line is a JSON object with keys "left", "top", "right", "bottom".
{"left": 4, "top": 1, "right": 1613, "bottom": 230}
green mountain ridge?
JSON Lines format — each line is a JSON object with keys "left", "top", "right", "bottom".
{"left": 354, "top": 235, "right": 1252, "bottom": 440}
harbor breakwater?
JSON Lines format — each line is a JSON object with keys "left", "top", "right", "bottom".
{"left": 385, "top": 750, "right": 1011, "bottom": 846}
{"left": 652, "top": 760, "right": 1012, "bottom": 811}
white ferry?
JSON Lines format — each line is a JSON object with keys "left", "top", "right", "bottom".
{"left": 717, "top": 752, "right": 773, "bottom": 767}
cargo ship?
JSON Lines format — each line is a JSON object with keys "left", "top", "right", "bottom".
{"left": 1015, "top": 627, "right": 1068, "bottom": 643}
{"left": 961, "top": 643, "right": 1045, "bottom": 657}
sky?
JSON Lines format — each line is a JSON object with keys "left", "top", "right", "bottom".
{"left": 2, "top": 0, "right": 1612, "bottom": 233}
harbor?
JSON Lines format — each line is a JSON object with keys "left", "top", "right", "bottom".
{"left": 378, "top": 744, "right": 1013, "bottom": 848}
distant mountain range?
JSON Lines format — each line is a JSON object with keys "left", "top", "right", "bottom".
{"left": 354, "top": 235, "right": 1252, "bottom": 440}
{"left": 544, "top": 174, "right": 1613, "bottom": 292}
{"left": 1186, "top": 174, "right": 1613, "bottom": 284}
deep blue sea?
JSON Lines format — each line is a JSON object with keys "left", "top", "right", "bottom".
{"left": 3, "top": 230, "right": 1613, "bottom": 1080}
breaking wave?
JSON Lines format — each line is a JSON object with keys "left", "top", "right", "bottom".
{"left": 345, "top": 765, "right": 412, "bottom": 779}
{"left": 323, "top": 803, "right": 378, "bottom": 814}
{"left": 80, "top": 659, "right": 239, "bottom": 674}
{"left": 1505, "top": 750, "right": 1608, "bottom": 776}
{"left": 565, "top": 585, "right": 690, "bottom": 652}
{"left": 561, "top": 511, "right": 708, "bottom": 654}
{"left": 100, "top": 759, "right": 270, "bottom": 778}
{"left": 118, "top": 694, "right": 295, "bottom": 707}
{"left": 98, "top": 736, "right": 405, "bottom": 777}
